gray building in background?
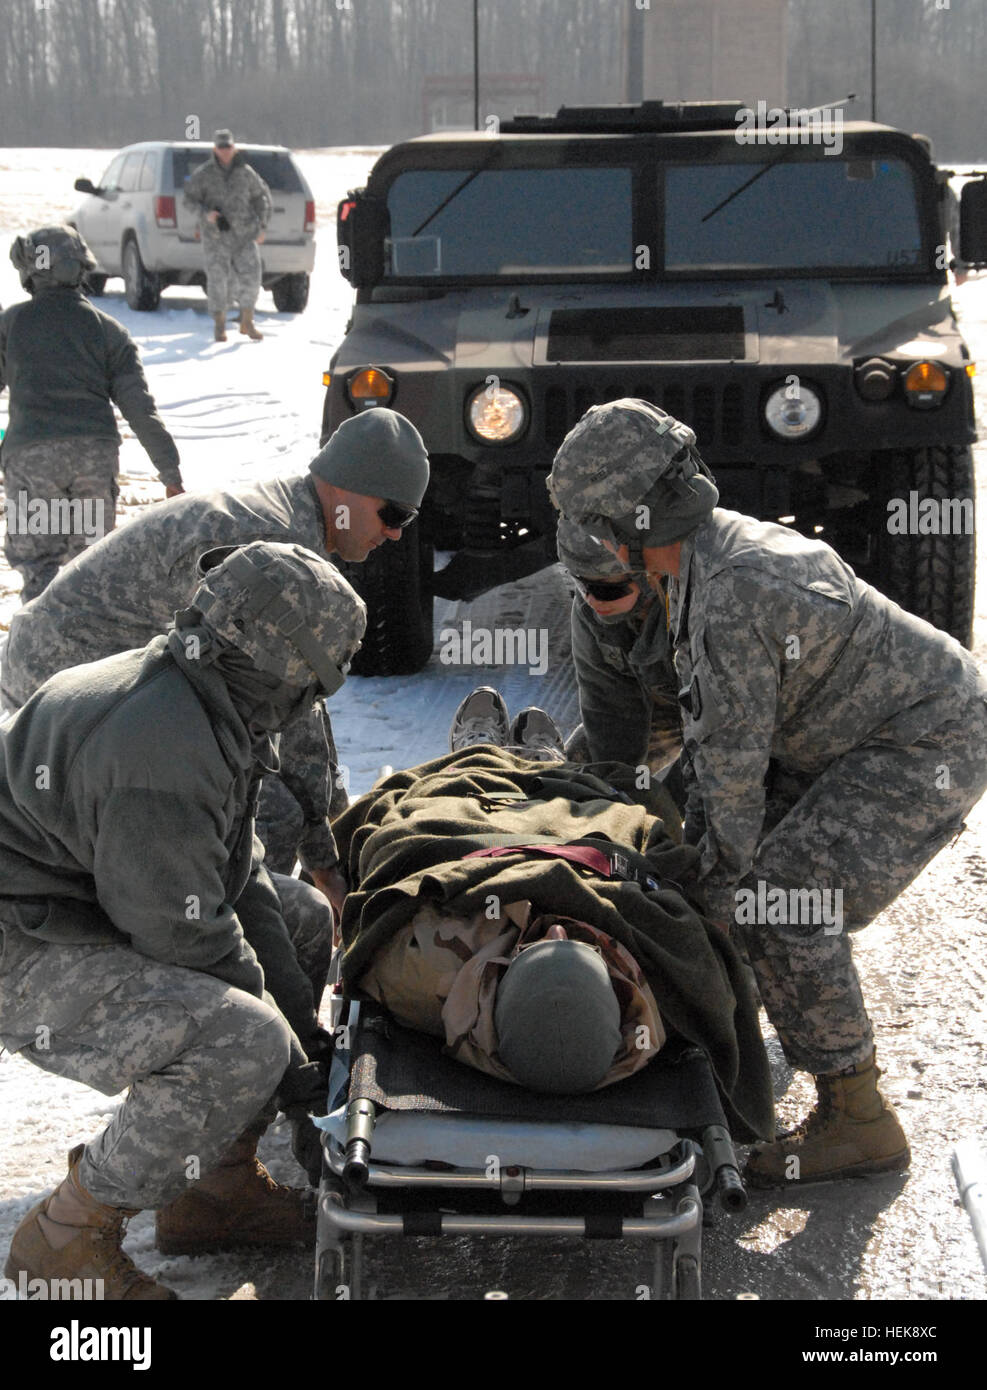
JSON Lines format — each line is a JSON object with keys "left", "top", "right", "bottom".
{"left": 624, "top": 0, "right": 787, "bottom": 108}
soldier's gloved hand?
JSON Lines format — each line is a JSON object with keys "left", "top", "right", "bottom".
{"left": 278, "top": 1044, "right": 331, "bottom": 1188}
{"left": 165, "top": 485, "right": 185, "bottom": 498}
{"left": 286, "top": 1107, "right": 323, "bottom": 1187}
{"left": 276, "top": 1056, "right": 329, "bottom": 1112}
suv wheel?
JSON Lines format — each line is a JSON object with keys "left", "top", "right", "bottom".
{"left": 272, "top": 272, "right": 310, "bottom": 313}
{"left": 122, "top": 238, "right": 160, "bottom": 311}
{"left": 344, "top": 520, "right": 435, "bottom": 675}
{"left": 871, "top": 445, "right": 975, "bottom": 647}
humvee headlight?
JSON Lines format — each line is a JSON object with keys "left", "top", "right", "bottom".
{"left": 467, "top": 384, "right": 527, "bottom": 443}
{"left": 903, "top": 360, "right": 949, "bottom": 409}
{"left": 764, "top": 382, "right": 822, "bottom": 439}
{"left": 347, "top": 367, "right": 395, "bottom": 407}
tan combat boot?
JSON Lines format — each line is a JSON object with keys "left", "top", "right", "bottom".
{"left": 4, "top": 1145, "right": 177, "bottom": 1300}
{"left": 155, "top": 1127, "right": 314, "bottom": 1255}
{"left": 744, "top": 1050, "right": 910, "bottom": 1187}
{"left": 213, "top": 312, "right": 228, "bottom": 342}
{"left": 238, "top": 308, "right": 263, "bottom": 340}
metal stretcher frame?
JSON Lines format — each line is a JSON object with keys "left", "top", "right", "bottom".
{"left": 314, "top": 989, "right": 745, "bottom": 1301}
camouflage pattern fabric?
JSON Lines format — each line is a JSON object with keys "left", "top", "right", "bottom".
{"left": 0, "top": 925, "right": 291, "bottom": 1210}
{"left": 1, "top": 438, "right": 118, "bottom": 601}
{"left": 665, "top": 509, "right": 987, "bottom": 1072}
{"left": 191, "top": 541, "right": 366, "bottom": 690}
{"left": 0, "top": 475, "right": 347, "bottom": 871}
{"left": 555, "top": 516, "right": 629, "bottom": 578}
{"left": 183, "top": 154, "right": 272, "bottom": 315}
{"left": 201, "top": 235, "right": 263, "bottom": 315}
{"left": 547, "top": 398, "right": 699, "bottom": 520}
{"left": 359, "top": 901, "right": 666, "bottom": 1089}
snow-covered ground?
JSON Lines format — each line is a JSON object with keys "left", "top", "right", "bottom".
{"left": 0, "top": 148, "right": 985, "bottom": 1302}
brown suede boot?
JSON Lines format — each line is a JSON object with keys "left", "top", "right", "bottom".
{"left": 745, "top": 1051, "right": 910, "bottom": 1187}
{"left": 4, "top": 1145, "right": 177, "bottom": 1300}
{"left": 238, "top": 308, "right": 263, "bottom": 340}
{"left": 154, "top": 1128, "right": 314, "bottom": 1255}
{"left": 213, "top": 312, "right": 228, "bottom": 342}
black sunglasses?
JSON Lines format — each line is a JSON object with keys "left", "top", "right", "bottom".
{"left": 377, "top": 500, "right": 419, "bottom": 530}
{"left": 570, "top": 573, "right": 639, "bottom": 601}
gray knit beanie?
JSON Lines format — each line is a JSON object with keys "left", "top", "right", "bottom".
{"left": 309, "top": 408, "right": 430, "bottom": 508}
{"left": 495, "top": 939, "right": 623, "bottom": 1093}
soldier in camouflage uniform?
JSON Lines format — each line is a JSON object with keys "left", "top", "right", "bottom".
{"left": 557, "top": 517, "right": 682, "bottom": 790}
{"left": 0, "top": 406, "right": 430, "bottom": 916}
{"left": 183, "top": 129, "right": 272, "bottom": 342}
{"left": 549, "top": 398, "right": 987, "bottom": 1185}
{"left": 0, "top": 226, "right": 183, "bottom": 601}
{"left": 0, "top": 542, "right": 366, "bottom": 1299}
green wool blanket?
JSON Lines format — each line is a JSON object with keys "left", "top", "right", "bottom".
{"left": 334, "top": 747, "right": 773, "bottom": 1141}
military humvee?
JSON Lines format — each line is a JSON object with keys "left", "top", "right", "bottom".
{"left": 325, "top": 101, "right": 987, "bottom": 674}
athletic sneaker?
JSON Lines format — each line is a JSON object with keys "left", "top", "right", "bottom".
{"left": 509, "top": 707, "right": 566, "bottom": 760}
{"left": 449, "top": 686, "right": 511, "bottom": 750}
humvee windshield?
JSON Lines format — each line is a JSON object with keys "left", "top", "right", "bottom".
{"left": 382, "top": 155, "right": 925, "bottom": 279}
{"left": 386, "top": 167, "right": 634, "bottom": 275}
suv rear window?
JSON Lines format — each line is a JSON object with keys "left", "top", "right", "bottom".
{"left": 171, "top": 148, "right": 303, "bottom": 193}
{"left": 384, "top": 167, "right": 634, "bottom": 276}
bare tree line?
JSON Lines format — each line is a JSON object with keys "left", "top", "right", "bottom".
{"left": 0, "top": 0, "right": 983, "bottom": 159}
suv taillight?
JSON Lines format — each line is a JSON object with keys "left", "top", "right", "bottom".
{"left": 154, "top": 196, "right": 176, "bottom": 228}
{"left": 304, "top": 199, "right": 316, "bottom": 233}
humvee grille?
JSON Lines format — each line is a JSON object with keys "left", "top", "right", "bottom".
{"left": 541, "top": 377, "right": 748, "bottom": 451}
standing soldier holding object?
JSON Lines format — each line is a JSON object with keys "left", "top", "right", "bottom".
{"left": 548, "top": 398, "right": 987, "bottom": 1187}
{"left": 0, "top": 225, "right": 183, "bottom": 601}
{"left": 183, "top": 129, "right": 272, "bottom": 342}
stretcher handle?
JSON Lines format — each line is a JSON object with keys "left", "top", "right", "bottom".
{"left": 701, "top": 1124, "right": 748, "bottom": 1213}
{"left": 343, "top": 1098, "right": 376, "bottom": 1190}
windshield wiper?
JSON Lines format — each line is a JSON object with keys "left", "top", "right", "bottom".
{"left": 411, "top": 143, "right": 505, "bottom": 238}
{"left": 700, "top": 93, "right": 855, "bottom": 224}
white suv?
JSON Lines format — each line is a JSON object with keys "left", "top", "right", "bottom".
{"left": 71, "top": 141, "right": 316, "bottom": 312}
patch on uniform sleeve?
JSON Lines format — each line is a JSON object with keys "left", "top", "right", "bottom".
{"left": 679, "top": 652, "right": 728, "bottom": 743}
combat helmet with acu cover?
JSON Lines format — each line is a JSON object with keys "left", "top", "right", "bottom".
{"left": 191, "top": 541, "right": 367, "bottom": 695}
{"left": 548, "top": 398, "right": 719, "bottom": 550}
{"left": 9, "top": 224, "right": 98, "bottom": 293}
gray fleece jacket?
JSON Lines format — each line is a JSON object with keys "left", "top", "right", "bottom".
{"left": 0, "top": 635, "right": 268, "bottom": 996}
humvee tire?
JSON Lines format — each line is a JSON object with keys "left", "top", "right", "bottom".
{"left": 871, "top": 445, "right": 975, "bottom": 647}
{"left": 345, "top": 519, "right": 435, "bottom": 675}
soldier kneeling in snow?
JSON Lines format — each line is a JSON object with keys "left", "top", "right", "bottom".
{"left": 0, "top": 542, "right": 365, "bottom": 1300}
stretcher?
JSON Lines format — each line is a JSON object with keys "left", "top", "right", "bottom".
{"left": 313, "top": 971, "right": 748, "bottom": 1301}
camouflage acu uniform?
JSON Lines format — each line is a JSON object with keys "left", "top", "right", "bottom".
{"left": 183, "top": 153, "right": 272, "bottom": 314}
{"left": 0, "top": 545, "right": 364, "bottom": 1208}
{"left": 2, "top": 438, "right": 118, "bottom": 602}
{"left": 557, "top": 515, "right": 682, "bottom": 794}
{"left": 0, "top": 270, "right": 182, "bottom": 599}
{"left": 549, "top": 403, "right": 987, "bottom": 1077}
{"left": 0, "top": 474, "right": 348, "bottom": 872}
{"left": 665, "top": 509, "right": 987, "bottom": 1073}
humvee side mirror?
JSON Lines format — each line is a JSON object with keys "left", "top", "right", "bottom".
{"left": 74, "top": 177, "right": 99, "bottom": 196}
{"left": 959, "top": 177, "right": 987, "bottom": 268}
{"left": 337, "top": 191, "right": 388, "bottom": 288}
